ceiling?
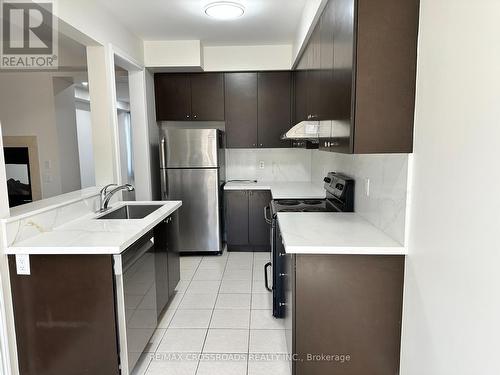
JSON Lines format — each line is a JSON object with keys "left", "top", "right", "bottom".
{"left": 99, "top": 0, "right": 308, "bottom": 46}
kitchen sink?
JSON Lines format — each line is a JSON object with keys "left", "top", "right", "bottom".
{"left": 96, "top": 204, "right": 163, "bottom": 220}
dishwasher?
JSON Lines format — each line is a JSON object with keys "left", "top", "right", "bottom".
{"left": 114, "top": 231, "right": 157, "bottom": 375}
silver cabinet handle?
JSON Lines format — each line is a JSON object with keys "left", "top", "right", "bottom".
{"left": 279, "top": 273, "right": 287, "bottom": 277}
{"left": 279, "top": 302, "right": 287, "bottom": 307}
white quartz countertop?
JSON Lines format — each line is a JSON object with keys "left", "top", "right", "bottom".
{"left": 277, "top": 212, "right": 407, "bottom": 255}
{"left": 5, "top": 201, "right": 182, "bottom": 255}
{"left": 224, "top": 181, "right": 326, "bottom": 199}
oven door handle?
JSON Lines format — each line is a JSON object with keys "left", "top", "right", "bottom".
{"left": 264, "top": 205, "right": 272, "bottom": 225}
{"left": 264, "top": 262, "right": 272, "bottom": 292}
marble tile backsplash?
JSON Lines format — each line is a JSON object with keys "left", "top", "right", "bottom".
{"left": 2, "top": 195, "right": 101, "bottom": 248}
{"left": 311, "top": 151, "right": 409, "bottom": 245}
{"left": 225, "top": 148, "right": 312, "bottom": 182}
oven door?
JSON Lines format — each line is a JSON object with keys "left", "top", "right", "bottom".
{"left": 273, "top": 224, "right": 286, "bottom": 318}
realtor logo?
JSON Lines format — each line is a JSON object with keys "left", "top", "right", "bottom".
{"left": 1, "top": 0, "right": 58, "bottom": 69}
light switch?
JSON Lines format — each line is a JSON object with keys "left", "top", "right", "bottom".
{"left": 259, "top": 161, "right": 265, "bottom": 169}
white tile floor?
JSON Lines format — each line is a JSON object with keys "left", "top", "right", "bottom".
{"left": 132, "top": 250, "right": 290, "bottom": 375}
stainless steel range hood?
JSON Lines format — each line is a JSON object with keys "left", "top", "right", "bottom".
{"left": 281, "top": 120, "right": 332, "bottom": 141}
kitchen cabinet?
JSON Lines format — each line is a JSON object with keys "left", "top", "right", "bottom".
{"left": 224, "top": 72, "right": 258, "bottom": 148}
{"left": 8, "top": 218, "right": 181, "bottom": 375}
{"left": 281, "top": 227, "right": 405, "bottom": 374}
{"left": 225, "top": 190, "right": 271, "bottom": 251}
{"left": 8, "top": 255, "right": 120, "bottom": 375}
{"left": 225, "top": 71, "right": 292, "bottom": 148}
{"left": 293, "top": 70, "right": 308, "bottom": 124}
{"left": 154, "top": 73, "right": 224, "bottom": 121}
{"left": 257, "top": 71, "right": 292, "bottom": 148}
{"left": 155, "top": 73, "right": 191, "bottom": 121}
{"left": 154, "top": 211, "right": 180, "bottom": 316}
{"left": 190, "top": 73, "right": 225, "bottom": 121}
{"left": 293, "top": 0, "right": 419, "bottom": 153}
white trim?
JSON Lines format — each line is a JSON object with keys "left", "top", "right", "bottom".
{"left": 0, "top": 275, "right": 12, "bottom": 375}
{"left": 111, "top": 46, "right": 154, "bottom": 200}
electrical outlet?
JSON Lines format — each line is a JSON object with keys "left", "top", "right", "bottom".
{"left": 259, "top": 161, "right": 265, "bottom": 169}
{"left": 16, "top": 254, "right": 30, "bottom": 275}
{"left": 364, "top": 178, "right": 370, "bottom": 197}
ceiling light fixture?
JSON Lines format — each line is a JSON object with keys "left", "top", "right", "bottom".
{"left": 204, "top": 2, "right": 245, "bottom": 20}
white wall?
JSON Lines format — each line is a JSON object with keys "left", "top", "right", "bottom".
{"left": 75, "top": 103, "right": 96, "bottom": 188}
{"left": 53, "top": 77, "right": 82, "bottom": 193}
{"left": 311, "top": 151, "right": 409, "bottom": 244}
{"left": 292, "top": 0, "right": 327, "bottom": 64}
{"left": 0, "top": 73, "right": 62, "bottom": 198}
{"left": 203, "top": 45, "right": 293, "bottom": 71}
{"left": 400, "top": 1, "right": 500, "bottom": 374}
{"left": 144, "top": 40, "right": 203, "bottom": 68}
{"left": 226, "top": 149, "right": 312, "bottom": 182}
{"left": 56, "top": 0, "right": 144, "bottom": 64}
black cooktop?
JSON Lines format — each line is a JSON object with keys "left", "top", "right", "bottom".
{"left": 270, "top": 172, "right": 355, "bottom": 215}
{"left": 271, "top": 198, "right": 337, "bottom": 213}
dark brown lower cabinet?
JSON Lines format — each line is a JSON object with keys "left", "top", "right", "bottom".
{"left": 8, "top": 255, "right": 120, "bottom": 375}
{"left": 284, "top": 243, "right": 405, "bottom": 374}
{"left": 154, "top": 211, "right": 180, "bottom": 316}
{"left": 225, "top": 190, "right": 271, "bottom": 251}
{"left": 8, "top": 217, "right": 181, "bottom": 375}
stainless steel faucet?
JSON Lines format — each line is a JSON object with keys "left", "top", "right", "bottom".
{"left": 99, "top": 184, "right": 135, "bottom": 212}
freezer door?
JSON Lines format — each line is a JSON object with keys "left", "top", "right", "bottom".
{"left": 160, "top": 128, "right": 219, "bottom": 168}
{"left": 163, "top": 168, "right": 222, "bottom": 253}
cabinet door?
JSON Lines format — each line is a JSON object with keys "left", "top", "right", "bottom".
{"left": 248, "top": 190, "right": 272, "bottom": 250}
{"left": 330, "top": 0, "right": 355, "bottom": 153}
{"left": 257, "top": 72, "right": 292, "bottom": 148}
{"left": 307, "top": 23, "right": 322, "bottom": 121}
{"left": 293, "top": 70, "right": 309, "bottom": 124}
{"left": 190, "top": 73, "right": 225, "bottom": 121}
{"left": 294, "top": 255, "right": 405, "bottom": 375}
{"left": 224, "top": 72, "right": 258, "bottom": 148}
{"left": 320, "top": 0, "right": 335, "bottom": 121}
{"left": 167, "top": 211, "right": 180, "bottom": 297}
{"left": 8, "top": 255, "right": 120, "bottom": 375}
{"left": 225, "top": 190, "right": 249, "bottom": 246}
{"left": 154, "top": 74, "right": 191, "bottom": 121}
{"left": 154, "top": 222, "right": 169, "bottom": 317}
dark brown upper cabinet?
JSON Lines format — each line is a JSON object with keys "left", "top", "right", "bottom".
{"left": 294, "top": 0, "right": 419, "bottom": 154}
{"left": 190, "top": 73, "right": 225, "bottom": 121}
{"left": 225, "top": 71, "right": 292, "bottom": 149}
{"left": 258, "top": 71, "right": 292, "bottom": 148}
{"left": 155, "top": 73, "right": 191, "bottom": 121}
{"left": 224, "top": 72, "right": 258, "bottom": 148}
{"left": 154, "top": 73, "right": 225, "bottom": 121}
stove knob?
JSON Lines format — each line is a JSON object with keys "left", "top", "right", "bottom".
{"left": 323, "top": 177, "right": 332, "bottom": 183}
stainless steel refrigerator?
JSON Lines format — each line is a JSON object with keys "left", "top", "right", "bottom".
{"left": 159, "top": 128, "right": 225, "bottom": 254}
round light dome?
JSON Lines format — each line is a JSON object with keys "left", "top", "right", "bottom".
{"left": 204, "top": 2, "right": 245, "bottom": 20}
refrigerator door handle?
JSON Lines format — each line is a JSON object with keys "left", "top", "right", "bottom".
{"left": 161, "top": 169, "right": 169, "bottom": 200}
{"left": 160, "top": 137, "right": 167, "bottom": 169}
